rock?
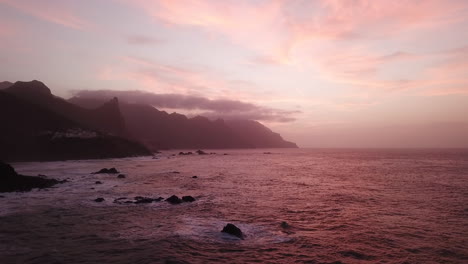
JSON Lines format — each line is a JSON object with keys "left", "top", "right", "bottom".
{"left": 263, "top": 152, "right": 272, "bottom": 154}
{"left": 182, "top": 195, "right": 196, "bottom": 202}
{"left": 1, "top": 161, "right": 65, "bottom": 192}
{"left": 166, "top": 195, "right": 182, "bottom": 204}
{"left": 94, "top": 198, "right": 105, "bottom": 202}
{"left": 192, "top": 176, "right": 198, "bottom": 179}
{"left": 92, "top": 168, "right": 119, "bottom": 174}
{"left": 0, "top": 161, "right": 16, "bottom": 177}
{"left": 95, "top": 181, "right": 102, "bottom": 184}
{"left": 221, "top": 223, "right": 244, "bottom": 239}
{"left": 117, "top": 174, "right": 126, "bottom": 178}
{"left": 196, "top": 150, "right": 207, "bottom": 155}
{"left": 154, "top": 197, "right": 164, "bottom": 202}
{"left": 134, "top": 197, "right": 154, "bottom": 204}
{"left": 280, "top": 221, "right": 290, "bottom": 228}
{"left": 172, "top": 171, "right": 180, "bottom": 174}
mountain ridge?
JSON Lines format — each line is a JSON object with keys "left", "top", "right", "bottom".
{"left": 69, "top": 95, "right": 298, "bottom": 150}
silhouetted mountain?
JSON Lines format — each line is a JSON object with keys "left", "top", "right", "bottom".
{"left": 0, "top": 90, "right": 151, "bottom": 162}
{"left": 225, "top": 119, "right": 298, "bottom": 148}
{"left": 69, "top": 97, "right": 298, "bottom": 150}
{"left": 4, "top": 81, "right": 127, "bottom": 137}
{"left": 0, "top": 81, "right": 13, "bottom": 90}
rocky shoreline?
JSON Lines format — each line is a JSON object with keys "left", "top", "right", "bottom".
{"left": 0, "top": 161, "right": 66, "bottom": 192}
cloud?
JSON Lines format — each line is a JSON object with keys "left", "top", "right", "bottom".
{"left": 0, "top": 0, "right": 92, "bottom": 30}
{"left": 124, "top": 0, "right": 467, "bottom": 64}
{"left": 126, "top": 35, "right": 163, "bottom": 45}
{"left": 73, "top": 89, "right": 298, "bottom": 122}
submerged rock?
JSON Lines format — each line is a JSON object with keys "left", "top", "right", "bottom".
{"left": 196, "top": 150, "right": 207, "bottom": 155}
{"left": 94, "top": 197, "right": 105, "bottom": 202}
{"left": 92, "top": 168, "right": 119, "bottom": 174}
{"left": 0, "top": 161, "right": 65, "bottom": 192}
{"left": 134, "top": 197, "right": 154, "bottom": 204}
{"left": 221, "top": 223, "right": 244, "bottom": 239}
{"left": 117, "top": 174, "right": 126, "bottom": 178}
{"left": 95, "top": 181, "right": 102, "bottom": 184}
{"left": 280, "top": 221, "right": 290, "bottom": 228}
{"left": 182, "top": 196, "right": 196, "bottom": 202}
{"left": 192, "top": 176, "right": 198, "bottom": 179}
{"left": 166, "top": 195, "right": 182, "bottom": 204}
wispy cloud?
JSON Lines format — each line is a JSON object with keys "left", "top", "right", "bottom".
{"left": 126, "top": 35, "right": 163, "bottom": 45}
{"left": 0, "top": 0, "right": 92, "bottom": 30}
{"left": 73, "top": 89, "right": 299, "bottom": 122}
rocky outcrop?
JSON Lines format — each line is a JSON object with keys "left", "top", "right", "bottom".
{"left": 92, "top": 168, "right": 119, "bottom": 174}
{"left": 0, "top": 161, "right": 65, "bottom": 192}
{"left": 221, "top": 223, "right": 244, "bottom": 239}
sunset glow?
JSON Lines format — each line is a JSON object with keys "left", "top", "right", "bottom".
{"left": 1, "top": 0, "right": 467, "bottom": 147}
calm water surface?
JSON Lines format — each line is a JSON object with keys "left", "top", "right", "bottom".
{"left": 1, "top": 149, "right": 467, "bottom": 263}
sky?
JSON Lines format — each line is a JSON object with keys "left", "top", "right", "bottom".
{"left": 0, "top": 0, "right": 467, "bottom": 148}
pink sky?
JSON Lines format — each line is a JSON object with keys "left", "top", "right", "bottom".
{"left": 1, "top": 0, "right": 467, "bottom": 147}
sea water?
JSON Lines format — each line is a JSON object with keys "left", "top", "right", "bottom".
{"left": 1, "top": 149, "right": 467, "bottom": 263}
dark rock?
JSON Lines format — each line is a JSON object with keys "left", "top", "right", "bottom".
{"left": 263, "top": 152, "right": 272, "bottom": 154}
{"left": 166, "top": 195, "right": 182, "bottom": 204}
{"left": 182, "top": 196, "right": 196, "bottom": 202}
{"left": 172, "top": 171, "right": 180, "bottom": 174}
{"left": 196, "top": 150, "right": 207, "bottom": 155}
{"left": 92, "top": 168, "right": 119, "bottom": 174}
{"left": 94, "top": 198, "right": 105, "bottom": 202}
{"left": 1, "top": 161, "right": 65, "bottom": 192}
{"left": 223, "top": 153, "right": 228, "bottom": 155}
{"left": 134, "top": 197, "right": 154, "bottom": 204}
{"left": 154, "top": 197, "right": 164, "bottom": 202}
{"left": 221, "top": 223, "right": 244, "bottom": 239}
{"left": 117, "top": 174, "right": 126, "bottom": 178}
{"left": 95, "top": 181, "right": 102, "bottom": 184}
{"left": 192, "top": 176, "right": 198, "bottom": 179}
{"left": 280, "top": 221, "right": 290, "bottom": 228}
{"left": 0, "top": 161, "right": 16, "bottom": 177}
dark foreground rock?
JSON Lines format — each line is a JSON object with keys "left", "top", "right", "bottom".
{"left": 221, "top": 223, "right": 244, "bottom": 239}
{"left": 196, "top": 150, "right": 207, "bottom": 155}
{"left": 182, "top": 196, "right": 196, "bottom": 202}
{"left": 94, "top": 198, "right": 105, "bottom": 202}
{"left": 92, "top": 168, "right": 119, "bottom": 174}
{"left": 0, "top": 161, "right": 65, "bottom": 192}
{"left": 166, "top": 195, "right": 182, "bottom": 204}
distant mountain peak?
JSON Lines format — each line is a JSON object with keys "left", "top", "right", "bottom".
{"left": 0, "top": 81, "right": 13, "bottom": 90}
{"left": 7, "top": 80, "right": 52, "bottom": 98}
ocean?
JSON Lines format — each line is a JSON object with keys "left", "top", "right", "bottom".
{"left": 1, "top": 149, "right": 467, "bottom": 263}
